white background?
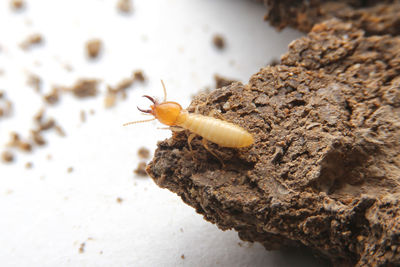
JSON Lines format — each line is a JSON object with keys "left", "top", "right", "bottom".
{"left": 0, "top": 0, "right": 329, "bottom": 266}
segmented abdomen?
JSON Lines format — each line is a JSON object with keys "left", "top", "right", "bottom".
{"left": 178, "top": 114, "right": 253, "bottom": 148}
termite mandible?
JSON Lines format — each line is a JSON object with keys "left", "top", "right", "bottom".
{"left": 124, "top": 80, "right": 254, "bottom": 150}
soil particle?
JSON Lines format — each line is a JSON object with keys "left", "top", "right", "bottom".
{"left": 212, "top": 34, "right": 226, "bottom": 50}
{"left": 1, "top": 151, "right": 14, "bottom": 163}
{"left": 264, "top": 0, "right": 400, "bottom": 36}
{"left": 79, "top": 242, "right": 85, "bottom": 253}
{"left": 67, "top": 79, "right": 99, "bottom": 98}
{"left": 134, "top": 162, "right": 148, "bottom": 177}
{"left": 43, "top": 88, "right": 60, "bottom": 105}
{"left": 137, "top": 147, "right": 150, "bottom": 159}
{"left": 27, "top": 74, "right": 42, "bottom": 93}
{"left": 80, "top": 110, "right": 86, "bottom": 123}
{"left": 10, "top": 0, "right": 25, "bottom": 10}
{"left": 117, "top": 0, "right": 132, "bottom": 14}
{"left": 147, "top": 20, "right": 400, "bottom": 266}
{"left": 20, "top": 33, "right": 43, "bottom": 50}
{"left": 25, "top": 162, "right": 32, "bottom": 169}
{"left": 86, "top": 39, "right": 102, "bottom": 59}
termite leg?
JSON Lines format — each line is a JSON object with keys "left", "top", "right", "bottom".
{"left": 207, "top": 109, "right": 226, "bottom": 121}
{"left": 157, "top": 126, "right": 185, "bottom": 132}
{"left": 187, "top": 133, "right": 196, "bottom": 153}
{"left": 201, "top": 138, "right": 225, "bottom": 167}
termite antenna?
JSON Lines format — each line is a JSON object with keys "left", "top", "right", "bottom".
{"left": 123, "top": 118, "right": 156, "bottom": 126}
{"left": 161, "top": 80, "right": 167, "bottom": 102}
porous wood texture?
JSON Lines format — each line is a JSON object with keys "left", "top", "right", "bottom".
{"left": 148, "top": 20, "right": 400, "bottom": 266}
{"left": 264, "top": 0, "right": 400, "bottom": 36}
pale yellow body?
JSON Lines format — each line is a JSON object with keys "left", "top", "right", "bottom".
{"left": 176, "top": 111, "right": 254, "bottom": 148}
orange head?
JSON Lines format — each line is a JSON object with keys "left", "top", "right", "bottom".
{"left": 137, "top": 95, "right": 182, "bottom": 126}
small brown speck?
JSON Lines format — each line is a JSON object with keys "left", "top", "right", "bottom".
{"left": 79, "top": 242, "right": 85, "bottom": 253}
{"left": 116, "top": 197, "right": 123, "bottom": 203}
{"left": 104, "top": 91, "right": 117, "bottom": 109}
{"left": 20, "top": 33, "right": 43, "bottom": 50}
{"left": 39, "top": 118, "right": 55, "bottom": 131}
{"left": 31, "top": 130, "right": 46, "bottom": 146}
{"left": 2, "top": 151, "right": 14, "bottom": 163}
{"left": 133, "top": 70, "right": 146, "bottom": 82}
{"left": 33, "top": 109, "right": 45, "bottom": 123}
{"left": 80, "top": 110, "right": 86, "bottom": 123}
{"left": 27, "top": 74, "right": 42, "bottom": 92}
{"left": 89, "top": 109, "right": 95, "bottom": 115}
{"left": 117, "top": 0, "right": 132, "bottom": 14}
{"left": 25, "top": 162, "right": 33, "bottom": 169}
{"left": 86, "top": 39, "right": 102, "bottom": 59}
{"left": 67, "top": 167, "right": 73, "bottom": 173}
{"left": 181, "top": 254, "right": 185, "bottom": 259}
{"left": 134, "top": 162, "right": 148, "bottom": 177}
{"left": 46, "top": 154, "right": 52, "bottom": 160}
{"left": 137, "top": 147, "right": 150, "bottom": 159}
{"left": 212, "top": 34, "right": 225, "bottom": 50}
{"left": 18, "top": 141, "right": 32, "bottom": 152}
{"left": 54, "top": 125, "right": 66, "bottom": 137}
{"left": 43, "top": 88, "right": 60, "bottom": 105}
{"left": 11, "top": 0, "right": 25, "bottom": 10}
{"left": 8, "top": 132, "right": 20, "bottom": 146}
{"left": 69, "top": 79, "right": 99, "bottom": 98}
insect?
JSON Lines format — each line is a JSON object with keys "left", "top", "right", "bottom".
{"left": 124, "top": 80, "right": 254, "bottom": 152}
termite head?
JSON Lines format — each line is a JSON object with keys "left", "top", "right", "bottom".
{"left": 138, "top": 95, "right": 182, "bottom": 126}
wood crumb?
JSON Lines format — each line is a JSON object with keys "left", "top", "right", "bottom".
{"left": 86, "top": 39, "right": 102, "bottom": 59}
{"left": 25, "top": 162, "right": 33, "bottom": 169}
{"left": 134, "top": 162, "right": 148, "bottom": 177}
{"left": 104, "top": 91, "right": 117, "bottom": 108}
{"left": 31, "top": 130, "right": 46, "bottom": 146}
{"left": 54, "top": 125, "right": 66, "bottom": 137}
{"left": 10, "top": 0, "right": 25, "bottom": 10}
{"left": 38, "top": 117, "right": 55, "bottom": 131}
{"left": 46, "top": 154, "right": 52, "bottom": 160}
{"left": 67, "top": 167, "right": 73, "bottom": 173}
{"left": 181, "top": 254, "right": 185, "bottom": 259}
{"left": 27, "top": 74, "right": 42, "bottom": 92}
{"left": 33, "top": 109, "right": 45, "bottom": 123}
{"left": 79, "top": 242, "right": 85, "bottom": 253}
{"left": 117, "top": 0, "right": 132, "bottom": 14}
{"left": 80, "top": 110, "right": 86, "bottom": 123}
{"left": 69, "top": 79, "right": 99, "bottom": 98}
{"left": 212, "top": 34, "right": 225, "bottom": 50}
{"left": 18, "top": 141, "right": 32, "bottom": 152}
{"left": 43, "top": 88, "right": 59, "bottom": 105}
{"left": 133, "top": 70, "right": 146, "bottom": 82}
{"left": 20, "top": 33, "right": 43, "bottom": 50}
{"left": 0, "top": 94, "right": 13, "bottom": 118}
{"left": 116, "top": 197, "right": 123, "bottom": 203}
{"left": 137, "top": 147, "right": 150, "bottom": 159}
{"left": 2, "top": 151, "right": 14, "bottom": 163}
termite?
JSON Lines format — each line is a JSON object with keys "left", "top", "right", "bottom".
{"left": 124, "top": 81, "right": 254, "bottom": 155}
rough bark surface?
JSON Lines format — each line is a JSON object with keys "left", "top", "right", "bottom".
{"left": 264, "top": 0, "right": 400, "bottom": 36}
{"left": 147, "top": 20, "right": 400, "bottom": 266}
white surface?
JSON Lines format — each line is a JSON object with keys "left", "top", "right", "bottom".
{"left": 0, "top": 0, "right": 328, "bottom": 266}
